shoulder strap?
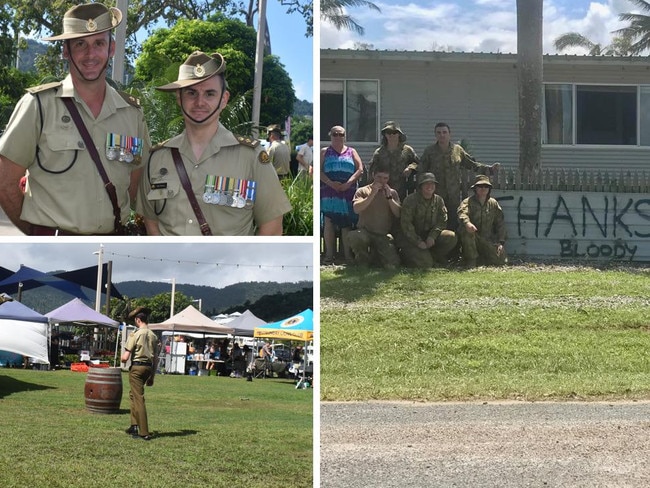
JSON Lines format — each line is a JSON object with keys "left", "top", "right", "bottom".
{"left": 170, "top": 148, "right": 213, "bottom": 236}
{"left": 60, "top": 97, "right": 123, "bottom": 234}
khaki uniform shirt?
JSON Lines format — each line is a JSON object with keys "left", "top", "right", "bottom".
{"left": 137, "top": 123, "right": 291, "bottom": 236}
{"left": 125, "top": 326, "right": 158, "bottom": 363}
{"left": 267, "top": 140, "right": 291, "bottom": 176}
{"left": 369, "top": 144, "right": 418, "bottom": 197}
{"left": 457, "top": 195, "right": 507, "bottom": 243}
{"left": 0, "top": 75, "right": 150, "bottom": 234}
{"left": 353, "top": 184, "right": 399, "bottom": 236}
{"left": 418, "top": 143, "right": 492, "bottom": 207}
{"left": 400, "top": 191, "right": 448, "bottom": 245}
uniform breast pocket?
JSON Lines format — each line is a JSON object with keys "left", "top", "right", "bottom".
{"left": 147, "top": 179, "right": 180, "bottom": 201}
{"left": 39, "top": 131, "right": 85, "bottom": 174}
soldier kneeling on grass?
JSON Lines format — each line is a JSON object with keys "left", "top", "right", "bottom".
{"left": 457, "top": 175, "right": 507, "bottom": 268}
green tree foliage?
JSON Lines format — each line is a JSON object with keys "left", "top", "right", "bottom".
{"left": 321, "top": 0, "right": 380, "bottom": 35}
{"left": 109, "top": 291, "right": 194, "bottom": 324}
{"left": 553, "top": 32, "right": 634, "bottom": 56}
{"left": 0, "top": 67, "right": 37, "bottom": 128}
{"left": 290, "top": 115, "right": 313, "bottom": 144}
{"left": 616, "top": 0, "right": 650, "bottom": 55}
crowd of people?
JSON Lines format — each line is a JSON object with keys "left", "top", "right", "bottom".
{"left": 0, "top": 2, "right": 313, "bottom": 237}
{"left": 320, "top": 121, "right": 507, "bottom": 269}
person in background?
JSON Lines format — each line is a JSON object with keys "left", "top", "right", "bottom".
{"left": 121, "top": 306, "right": 158, "bottom": 441}
{"left": 418, "top": 122, "right": 500, "bottom": 231}
{"left": 320, "top": 125, "right": 364, "bottom": 265}
{"left": 369, "top": 121, "right": 419, "bottom": 201}
{"left": 266, "top": 125, "right": 291, "bottom": 178}
{"left": 297, "top": 137, "right": 314, "bottom": 177}
{"left": 0, "top": 3, "right": 150, "bottom": 235}
{"left": 457, "top": 175, "right": 507, "bottom": 268}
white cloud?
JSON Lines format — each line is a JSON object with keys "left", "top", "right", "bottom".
{"left": 320, "top": 0, "right": 636, "bottom": 54}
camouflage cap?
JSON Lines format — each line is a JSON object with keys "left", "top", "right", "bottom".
{"left": 418, "top": 172, "right": 438, "bottom": 186}
{"left": 381, "top": 120, "right": 406, "bottom": 143}
{"left": 42, "top": 3, "right": 122, "bottom": 42}
{"left": 156, "top": 51, "right": 226, "bottom": 91}
{"left": 470, "top": 175, "right": 493, "bottom": 189}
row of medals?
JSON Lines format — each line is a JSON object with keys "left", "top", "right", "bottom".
{"left": 203, "top": 188, "right": 251, "bottom": 208}
{"left": 106, "top": 134, "right": 142, "bottom": 163}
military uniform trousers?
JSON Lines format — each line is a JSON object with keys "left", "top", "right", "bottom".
{"left": 129, "top": 364, "right": 153, "bottom": 436}
{"left": 348, "top": 228, "right": 400, "bottom": 268}
{"left": 398, "top": 230, "right": 457, "bottom": 268}
{"left": 459, "top": 231, "right": 507, "bottom": 266}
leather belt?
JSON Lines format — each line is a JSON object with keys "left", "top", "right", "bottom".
{"left": 30, "top": 224, "right": 118, "bottom": 236}
{"left": 131, "top": 361, "right": 152, "bottom": 366}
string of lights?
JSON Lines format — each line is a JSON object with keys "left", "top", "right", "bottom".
{"left": 104, "top": 251, "right": 312, "bottom": 271}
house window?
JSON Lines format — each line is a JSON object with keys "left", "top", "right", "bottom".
{"left": 320, "top": 79, "right": 379, "bottom": 143}
{"left": 544, "top": 84, "right": 650, "bottom": 146}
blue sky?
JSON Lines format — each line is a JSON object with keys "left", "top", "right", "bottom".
{"left": 320, "top": 0, "right": 640, "bottom": 54}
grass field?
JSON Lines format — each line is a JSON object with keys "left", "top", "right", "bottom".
{"left": 0, "top": 369, "right": 312, "bottom": 487}
{"left": 321, "top": 263, "right": 650, "bottom": 402}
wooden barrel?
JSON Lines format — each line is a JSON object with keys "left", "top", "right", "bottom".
{"left": 84, "top": 367, "right": 123, "bottom": 414}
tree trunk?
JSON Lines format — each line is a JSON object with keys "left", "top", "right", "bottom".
{"left": 516, "top": 0, "right": 543, "bottom": 180}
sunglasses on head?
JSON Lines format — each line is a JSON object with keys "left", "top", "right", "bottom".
{"left": 331, "top": 132, "right": 345, "bottom": 137}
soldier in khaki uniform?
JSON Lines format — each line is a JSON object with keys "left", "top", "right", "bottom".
{"left": 348, "top": 166, "right": 401, "bottom": 269}
{"left": 0, "top": 3, "right": 150, "bottom": 235}
{"left": 419, "top": 122, "right": 500, "bottom": 231}
{"left": 397, "top": 173, "right": 458, "bottom": 268}
{"left": 457, "top": 175, "right": 507, "bottom": 268}
{"left": 369, "top": 121, "right": 419, "bottom": 201}
{"left": 137, "top": 51, "right": 291, "bottom": 235}
{"left": 266, "top": 124, "right": 291, "bottom": 178}
{"left": 121, "top": 307, "right": 158, "bottom": 441}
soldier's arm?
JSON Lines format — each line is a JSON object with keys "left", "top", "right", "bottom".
{"left": 399, "top": 199, "right": 420, "bottom": 245}
{"left": 493, "top": 201, "right": 507, "bottom": 243}
{"left": 129, "top": 167, "right": 144, "bottom": 208}
{"left": 0, "top": 155, "right": 31, "bottom": 234}
{"left": 457, "top": 198, "right": 471, "bottom": 225}
{"left": 143, "top": 217, "right": 162, "bottom": 236}
{"left": 257, "top": 216, "right": 283, "bottom": 236}
{"left": 405, "top": 146, "right": 419, "bottom": 173}
{"left": 459, "top": 146, "right": 494, "bottom": 175}
{"left": 427, "top": 199, "right": 446, "bottom": 241}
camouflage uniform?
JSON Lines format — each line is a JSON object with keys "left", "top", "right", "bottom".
{"left": 457, "top": 194, "right": 507, "bottom": 266}
{"left": 419, "top": 143, "right": 494, "bottom": 230}
{"left": 397, "top": 191, "right": 457, "bottom": 268}
{"left": 369, "top": 144, "right": 418, "bottom": 201}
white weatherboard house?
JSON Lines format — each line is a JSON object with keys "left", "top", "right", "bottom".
{"left": 321, "top": 50, "right": 650, "bottom": 262}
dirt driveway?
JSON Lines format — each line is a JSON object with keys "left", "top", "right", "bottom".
{"left": 320, "top": 401, "right": 650, "bottom": 487}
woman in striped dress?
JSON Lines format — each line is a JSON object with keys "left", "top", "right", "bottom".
{"left": 320, "top": 126, "right": 364, "bottom": 264}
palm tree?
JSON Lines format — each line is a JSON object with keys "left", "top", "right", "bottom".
{"left": 321, "top": 0, "right": 381, "bottom": 35}
{"left": 554, "top": 32, "right": 634, "bottom": 56}
{"left": 616, "top": 0, "right": 650, "bottom": 54}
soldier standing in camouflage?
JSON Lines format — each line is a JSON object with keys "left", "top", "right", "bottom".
{"left": 419, "top": 122, "right": 500, "bottom": 231}
{"left": 397, "top": 173, "right": 457, "bottom": 268}
{"left": 369, "top": 121, "right": 419, "bottom": 201}
{"left": 457, "top": 175, "right": 507, "bottom": 268}
{"left": 348, "top": 167, "right": 401, "bottom": 269}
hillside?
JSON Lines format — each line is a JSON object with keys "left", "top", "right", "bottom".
{"left": 14, "top": 279, "right": 312, "bottom": 317}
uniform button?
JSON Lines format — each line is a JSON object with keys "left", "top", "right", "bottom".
{"left": 188, "top": 218, "right": 193, "bottom": 224}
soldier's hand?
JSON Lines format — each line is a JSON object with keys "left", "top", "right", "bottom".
{"left": 403, "top": 168, "right": 412, "bottom": 177}
{"left": 417, "top": 241, "right": 428, "bottom": 250}
{"left": 146, "top": 376, "right": 154, "bottom": 387}
{"left": 465, "top": 222, "right": 478, "bottom": 233}
{"left": 491, "top": 162, "right": 501, "bottom": 172}
{"left": 425, "top": 238, "right": 435, "bottom": 248}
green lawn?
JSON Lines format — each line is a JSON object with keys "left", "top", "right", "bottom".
{"left": 0, "top": 369, "right": 312, "bottom": 487}
{"left": 321, "top": 264, "right": 650, "bottom": 401}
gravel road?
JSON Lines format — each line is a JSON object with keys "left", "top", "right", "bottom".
{"left": 320, "top": 401, "right": 650, "bottom": 487}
